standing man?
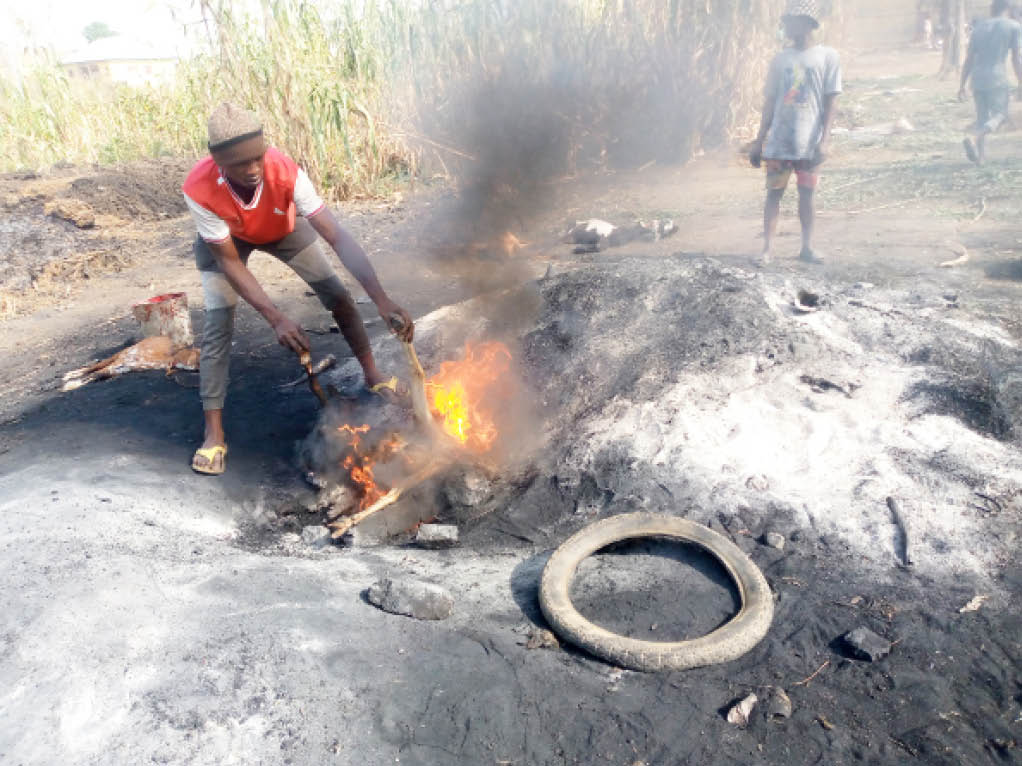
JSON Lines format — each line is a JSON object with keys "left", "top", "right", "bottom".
{"left": 959, "top": 0, "right": 1022, "bottom": 165}
{"left": 748, "top": 0, "right": 841, "bottom": 265}
{"left": 183, "top": 103, "right": 414, "bottom": 475}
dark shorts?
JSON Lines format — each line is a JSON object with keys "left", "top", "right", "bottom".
{"left": 974, "top": 88, "right": 1011, "bottom": 133}
{"left": 194, "top": 217, "right": 353, "bottom": 312}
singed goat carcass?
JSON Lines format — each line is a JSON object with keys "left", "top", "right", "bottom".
{"left": 62, "top": 336, "right": 200, "bottom": 391}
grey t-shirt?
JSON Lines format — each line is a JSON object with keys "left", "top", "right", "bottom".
{"left": 763, "top": 46, "right": 842, "bottom": 162}
{"left": 969, "top": 16, "right": 1022, "bottom": 92}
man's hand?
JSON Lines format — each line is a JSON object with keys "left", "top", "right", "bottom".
{"left": 814, "top": 139, "right": 830, "bottom": 165}
{"left": 271, "top": 315, "right": 310, "bottom": 353}
{"left": 376, "top": 297, "right": 414, "bottom": 342}
{"left": 746, "top": 139, "right": 764, "bottom": 168}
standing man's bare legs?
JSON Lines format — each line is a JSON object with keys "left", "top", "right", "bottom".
{"left": 797, "top": 185, "right": 823, "bottom": 263}
{"left": 762, "top": 188, "right": 785, "bottom": 264}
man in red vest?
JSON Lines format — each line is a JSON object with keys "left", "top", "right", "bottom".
{"left": 183, "top": 103, "right": 413, "bottom": 475}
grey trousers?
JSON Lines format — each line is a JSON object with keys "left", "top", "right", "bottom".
{"left": 195, "top": 217, "right": 368, "bottom": 411}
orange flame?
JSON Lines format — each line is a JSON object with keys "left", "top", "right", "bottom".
{"left": 426, "top": 341, "right": 512, "bottom": 452}
{"left": 339, "top": 424, "right": 384, "bottom": 510}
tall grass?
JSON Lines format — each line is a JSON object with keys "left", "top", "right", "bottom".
{"left": 0, "top": 0, "right": 783, "bottom": 199}
{"left": 0, "top": 62, "right": 203, "bottom": 169}
{"left": 188, "top": 0, "right": 414, "bottom": 199}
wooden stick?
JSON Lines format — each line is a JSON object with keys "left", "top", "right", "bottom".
{"left": 886, "top": 496, "right": 914, "bottom": 567}
{"left": 299, "top": 351, "right": 329, "bottom": 407}
{"left": 793, "top": 660, "right": 830, "bottom": 687}
{"left": 278, "top": 354, "right": 336, "bottom": 389}
{"left": 388, "top": 315, "right": 442, "bottom": 437}
{"left": 328, "top": 459, "right": 450, "bottom": 539}
{"left": 402, "top": 340, "right": 432, "bottom": 426}
{"left": 940, "top": 245, "right": 970, "bottom": 268}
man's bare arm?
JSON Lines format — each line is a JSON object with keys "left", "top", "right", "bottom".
{"left": 755, "top": 96, "right": 775, "bottom": 143}
{"left": 208, "top": 239, "right": 310, "bottom": 353}
{"left": 746, "top": 97, "right": 774, "bottom": 168}
{"left": 307, "top": 209, "right": 414, "bottom": 341}
{"left": 819, "top": 92, "right": 839, "bottom": 155}
{"left": 1013, "top": 41, "right": 1022, "bottom": 97}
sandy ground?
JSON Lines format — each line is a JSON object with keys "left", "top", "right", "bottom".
{"left": 1, "top": 48, "right": 1021, "bottom": 765}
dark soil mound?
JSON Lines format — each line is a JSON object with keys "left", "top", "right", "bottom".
{"left": 68, "top": 158, "right": 195, "bottom": 220}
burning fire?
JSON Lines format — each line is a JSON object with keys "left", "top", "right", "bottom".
{"left": 332, "top": 341, "right": 511, "bottom": 515}
{"left": 426, "top": 341, "right": 512, "bottom": 452}
{"left": 338, "top": 424, "right": 404, "bottom": 510}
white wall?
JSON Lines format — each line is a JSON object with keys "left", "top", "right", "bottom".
{"left": 63, "top": 58, "right": 177, "bottom": 88}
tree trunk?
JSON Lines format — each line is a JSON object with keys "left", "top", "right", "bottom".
{"left": 939, "top": 0, "right": 967, "bottom": 79}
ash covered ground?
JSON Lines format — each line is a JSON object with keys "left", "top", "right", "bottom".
{"left": 1, "top": 49, "right": 1021, "bottom": 766}
{"left": 3, "top": 242, "right": 1021, "bottom": 766}
{"left": 257, "top": 254, "right": 1022, "bottom": 764}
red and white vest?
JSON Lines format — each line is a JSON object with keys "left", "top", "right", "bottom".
{"left": 182, "top": 147, "right": 298, "bottom": 245}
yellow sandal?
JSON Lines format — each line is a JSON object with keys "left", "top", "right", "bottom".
{"left": 368, "top": 376, "right": 405, "bottom": 402}
{"left": 191, "top": 444, "right": 228, "bottom": 476}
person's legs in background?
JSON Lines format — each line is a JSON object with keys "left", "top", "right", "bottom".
{"left": 795, "top": 164, "right": 823, "bottom": 264}
{"left": 762, "top": 161, "right": 791, "bottom": 264}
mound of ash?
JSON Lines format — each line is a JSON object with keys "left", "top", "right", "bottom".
{"left": 302, "top": 258, "right": 800, "bottom": 541}
{"left": 304, "top": 256, "right": 1022, "bottom": 580}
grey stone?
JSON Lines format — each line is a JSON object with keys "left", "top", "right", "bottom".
{"left": 337, "top": 527, "right": 370, "bottom": 548}
{"left": 319, "top": 485, "right": 354, "bottom": 515}
{"left": 301, "top": 525, "right": 331, "bottom": 548}
{"left": 843, "top": 627, "right": 892, "bottom": 662}
{"left": 766, "top": 687, "right": 792, "bottom": 720}
{"left": 524, "top": 628, "right": 559, "bottom": 650}
{"left": 301, "top": 484, "right": 354, "bottom": 514}
{"left": 367, "top": 578, "right": 454, "bottom": 621}
{"left": 726, "top": 693, "right": 758, "bottom": 727}
{"left": 763, "top": 532, "right": 786, "bottom": 551}
{"left": 416, "top": 524, "right": 460, "bottom": 549}
{"left": 443, "top": 468, "right": 494, "bottom": 508}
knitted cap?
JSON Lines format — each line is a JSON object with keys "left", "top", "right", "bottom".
{"left": 783, "top": 0, "right": 822, "bottom": 27}
{"left": 207, "top": 102, "right": 263, "bottom": 152}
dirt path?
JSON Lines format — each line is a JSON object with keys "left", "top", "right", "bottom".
{"left": 0, "top": 47, "right": 1020, "bottom": 766}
